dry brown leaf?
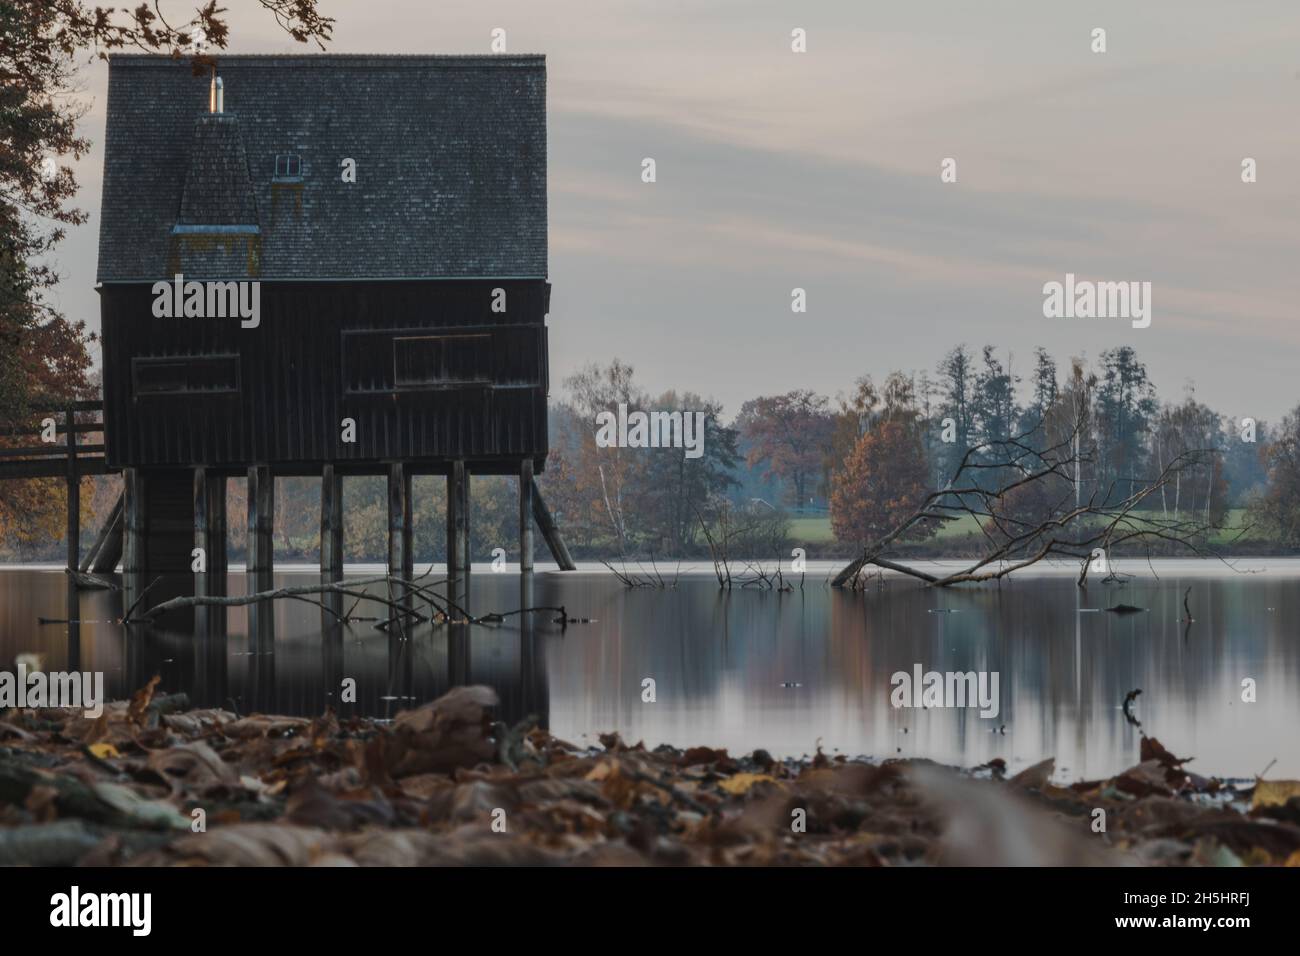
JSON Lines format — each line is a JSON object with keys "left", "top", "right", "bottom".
{"left": 146, "top": 740, "right": 241, "bottom": 794}
{"left": 383, "top": 686, "right": 498, "bottom": 777}
{"left": 1252, "top": 778, "right": 1300, "bottom": 810}
{"left": 717, "top": 773, "right": 777, "bottom": 795}
{"left": 223, "top": 714, "right": 312, "bottom": 739}
{"left": 1008, "top": 757, "right": 1054, "bottom": 790}
{"left": 127, "top": 675, "right": 161, "bottom": 726}
{"left": 162, "top": 823, "right": 335, "bottom": 866}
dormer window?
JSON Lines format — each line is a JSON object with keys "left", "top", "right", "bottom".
{"left": 273, "top": 153, "right": 302, "bottom": 179}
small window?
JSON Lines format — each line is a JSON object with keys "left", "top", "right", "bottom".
{"left": 133, "top": 355, "right": 240, "bottom": 396}
{"left": 274, "top": 153, "right": 302, "bottom": 178}
{"left": 393, "top": 335, "right": 492, "bottom": 390}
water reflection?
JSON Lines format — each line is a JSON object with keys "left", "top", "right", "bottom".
{"left": 1, "top": 567, "right": 1297, "bottom": 779}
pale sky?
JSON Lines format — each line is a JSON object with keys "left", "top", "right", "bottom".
{"left": 47, "top": 0, "right": 1300, "bottom": 423}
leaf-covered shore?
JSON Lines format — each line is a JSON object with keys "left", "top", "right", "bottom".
{"left": 2, "top": 680, "right": 1298, "bottom": 867}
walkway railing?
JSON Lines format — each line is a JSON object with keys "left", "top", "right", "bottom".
{"left": 0, "top": 398, "right": 108, "bottom": 569}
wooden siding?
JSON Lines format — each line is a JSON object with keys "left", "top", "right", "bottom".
{"left": 100, "top": 279, "right": 550, "bottom": 471}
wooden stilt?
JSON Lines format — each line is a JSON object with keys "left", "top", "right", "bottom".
{"left": 123, "top": 468, "right": 144, "bottom": 574}
{"left": 530, "top": 478, "right": 576, "bottom": 570}
{"left": 65, "top": 406, "right": 79, "bottom": 570}
{"left": 91, "top": 504, "right": 125, "bottom": 572}
{"left": 446, "top": 460, "right": 463, "bottom": 580}
{"left": 320, "top": 464, "right": 343, "bottom": 579}
{"left": 458, "top": 465, "right": 471, "bottom": 578}
{"left": 81, "top": 493, "right": 123, "bottom": 573}
{"left": 387, "top": 463, "right": 412, "bottom": 580}
{"left": 194, "top": 466, "right": 209, "bottom": 573}
{"left": 519, "top": 459, "right": 534, "bottom": 574}
{"left": 447, "top": 460, "right": 470, "bottom": 605}
{"left": 247, "top": 465, "right": 274, "bottom": 575}
{"left": 208, "top": 474, "right": 227, "bottom": 575}
{"left": 194, "top": 468, "right": 227, "bottom": 578}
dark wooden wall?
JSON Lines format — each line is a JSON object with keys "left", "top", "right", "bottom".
{"left": 100, "top": 280, "right": 550, "bottom": 473}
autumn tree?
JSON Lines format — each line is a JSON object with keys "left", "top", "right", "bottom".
{"left": 736, "top": 389, "right": 835, "bottom": 509}
{"left": 830, "top": 420, "right": 936, "bottom": 548}
{"left": 1, "top": 2, "right": 333, "bottom": 554}
{"left": 1248, "top": 404, "right": 1300, "bottom": 546}
{"left": 828, "top": 375, "right": 880, "bottom": 472}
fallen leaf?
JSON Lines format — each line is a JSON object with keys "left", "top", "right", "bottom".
{"left": 1008, "top": 757, "right": 1054, "bottom": 790}
{"left": 717, "top": 773, "right": 777, "bottom": 795}
{"left": 680, "top": 746, "right": 729, "bottom": 767}
{"left": 146, "top": 740, "right": 240, "bottom": 794}
{"left": 1141, "top": 736, "right": 1191, "bottom": 770}
{"left": 1252, "top": 778, "right": 1300, "bottom": 810}
{"left": 127, "top": 675, "right": 161, "bottom": 726}
{"left": 87, "top": 742, "right": 121, "bottom": 760}
{"left": 383, "top": 686, "right": 499, "bottom": 777}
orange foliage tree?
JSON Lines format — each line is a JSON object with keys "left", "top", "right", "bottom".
{"left": 829, "top": 420, "right": 936, "bottom": 548}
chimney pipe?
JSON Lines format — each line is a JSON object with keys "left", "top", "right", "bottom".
{"left": 209, "top": 72, "right": 224, "bottom": 113}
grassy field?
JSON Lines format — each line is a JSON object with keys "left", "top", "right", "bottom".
{"left": 788, "top": 512, "right": 987, "bottom": 544}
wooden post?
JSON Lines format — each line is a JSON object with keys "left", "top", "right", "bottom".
{"left": 458, "top": 465, "right": 471, "bottom": 578}
{"left": 519, "top": 459, "right": 534, "bottom": 574}
{"left": 447, "top": 460, "right": 469, "bottom": 605}
{"left": 65, "top": 406, "right": 79, "bottom": 570}
{"left": 320, "top": 464, "right": 343, "bottom": 579}
{"left": 387, "top": 463, "right": 412, "bottom": 580}
{"left": 247, "top": 465, "right": 273, "bottom": 575}
{"left": 194, "top": 468, "right": 227, "bottom": 578}
{"left": 123, "top": 468, "right": 144, "bottom": 574}
{"left": 81, "top": 493, "right": 123, "bottom": 573}
{"left": 209, "top": 473, "right": 227, "bottom": 575}
{"left": 91, "top": 506, "right": 125, "bottom": 572}
{"left": 194, "top": 466, "right": 209, "bottom": 573}
{"left": 446, "top": 461, "right": 462, "bottom": 577}
{"left": 531, "top": 478, "right": 576, "bottom": 570}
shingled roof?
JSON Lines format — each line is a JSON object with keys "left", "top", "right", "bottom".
{"left": 176, "top": 114, "right": 259, "bottom": 226}
{"left": 97, "top": 54, "right": 547, "bottom": 282}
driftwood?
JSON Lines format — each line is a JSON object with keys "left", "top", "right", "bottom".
{"left": 141, "top": 578, "right": 427, "bottom": 625}
{"left": 65, "top": 567, "right": 118, "bottom": 591}
{"left": 137, "top": 572, "right": 576, "bottom": 631}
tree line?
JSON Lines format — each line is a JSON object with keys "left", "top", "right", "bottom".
{"left": 3, "top": 342, "right": 1297, "bottom": 563}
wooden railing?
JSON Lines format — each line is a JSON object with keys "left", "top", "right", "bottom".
{"left": 0, "top": 398, "right": 108, "bottom": 569}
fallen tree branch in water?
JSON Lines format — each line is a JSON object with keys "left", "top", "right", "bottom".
{"left": 833, "top": 402, "right": 1233, "bottom": 589}
{"left": 139, "top": 578, "right": 427, "bottom": 625}
{"left": 137, "top": 570, "right": 579, "bottom": 631}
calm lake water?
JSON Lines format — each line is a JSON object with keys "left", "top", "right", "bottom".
{"left": 1, "top": 561, "right": 1296, "bottom": 780}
